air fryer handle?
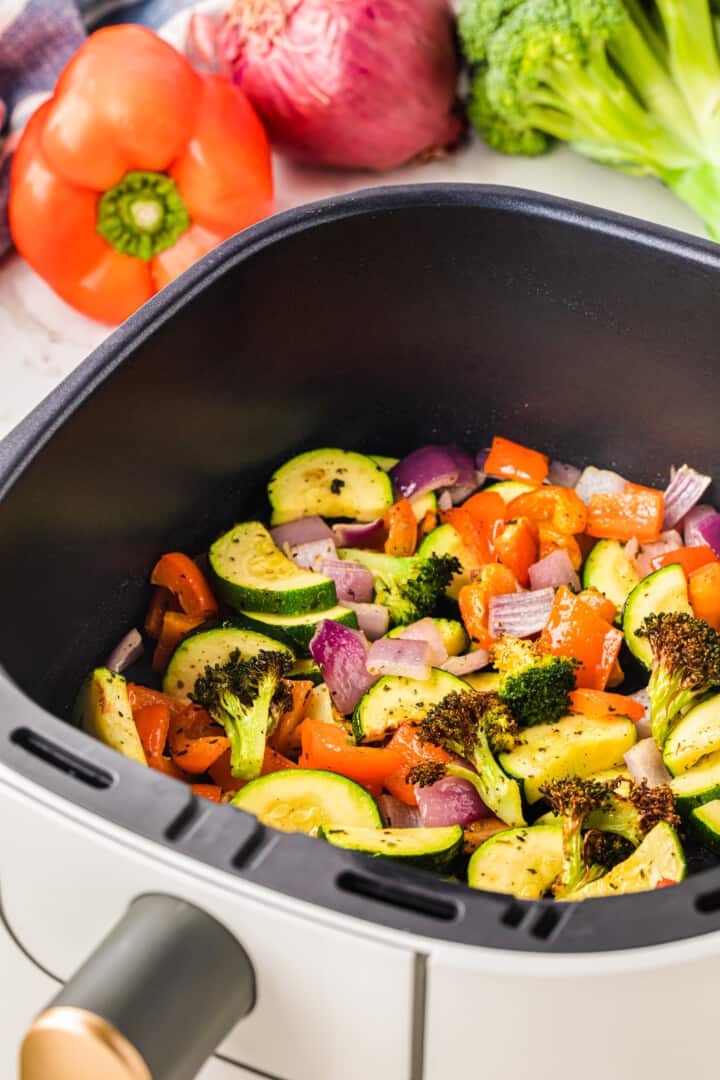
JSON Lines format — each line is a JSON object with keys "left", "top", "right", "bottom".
{"left": 20, "top": 894, "right": 255, "bottom": 1080}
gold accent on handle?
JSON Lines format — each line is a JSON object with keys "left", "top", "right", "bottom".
{"left": 20, "top": 1007, "right": 152, "bottom": 1080}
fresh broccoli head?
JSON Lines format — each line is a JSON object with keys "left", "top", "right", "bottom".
{"left": 339, "top": 549, "right": 460, "bottom": 626}
{"left": 459, "top": 0, "right": 720, "bottom": 239}
{"left": 637, "top": 611, "right": 720, "bottom": 745}
{"left": 418, "top": 690, "right": 526, "bottom": 825}
{"left": 492, "top": 636, "right": 577, "bottom": 727}
{"left": 191, "top": 649, "right": 293, "bottom": 780}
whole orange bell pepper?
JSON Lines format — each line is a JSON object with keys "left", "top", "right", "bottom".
{"left": 9, "top": 26, "right": 273, "bottom": 324}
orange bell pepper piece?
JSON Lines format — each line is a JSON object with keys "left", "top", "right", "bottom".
{"left": 134, "top": 703, "right": 171, "bottom": 761}
{"left": 145, "top": 586, "right": 175, "bottom": 639}
{"left": 689, "top": 562, "right": 720, "bottom": 630}
{"left": 9, "top": 27, "right": 273, "bottom": 324}
{"left": 540, "top": 586, "right": 623, "bottom": 691}
{"left": 152, "top": 610, "right": 207, "bottom": 673}
{"left": 458, "top": 564, "right": 517, "bottom": 650}
{"left": 209, "top": 745, "right": 297, "bottom": 793}
{"left": 269, "top": 680, "right": 315, "bottom": 757}
{"left": 576, "top": 588, "right": 617, "bottom": 624}
{"left": 484, "top": 436, "right": 548, "bottom": 486}
{"left": 586, "top": 488, "right": 664, "bottom": 543}
{"left": 383, "top": 723, "right": 451, "bottom": 806}
{"left": 418, "top": 509, "right": 438, "bottom": 538}
{"left": 444, "top": 490, "right": 507, "bottom": 563}
{"left": 128, "top": 682, "right": 186, "bottom": 719}
{"left": 190, "top": 784, "right": 222, "bottom": 803}
{"left": 149, "top": 755, "right": 190, "bottom": 781}
{"left": 538, "top": 526, "right": 583, "bottom": 571}
{"left": 168, "top": 703, "right": 230, "bottom": 775}
{"left": 507, "top": 486, "right": 587, "bottom": 535}
{"left": 384, "top": 498, "right": 418, "bottom": 556}
{"left": 150, "top": 552, "right": 218, "bottom": 618}
{"left": 494, "top": 518, "right": 539, "bottom": 587}
{"left": 569, "top": 689, "right": 645, "bottom": 724}
{"left": 441, "top": 507, "right": 493, "bottom": 564}
{"left": 300, "top": 720, "right": 401, "bottom": 786}
{"left": 651, "top": 545, "right": 718, "bottom": 577}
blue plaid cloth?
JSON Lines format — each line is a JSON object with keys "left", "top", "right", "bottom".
{"left": 0, "top": 0, "right": 197, "bottom": 255}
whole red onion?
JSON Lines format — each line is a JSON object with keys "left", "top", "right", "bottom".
{"left": 219, "top": 0, "right": 462, "bottom": 169}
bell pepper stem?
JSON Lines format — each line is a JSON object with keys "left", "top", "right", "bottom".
{"left": 97, "top": 170, "right": 190, "bottom": 260}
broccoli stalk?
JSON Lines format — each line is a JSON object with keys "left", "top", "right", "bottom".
{"left": 339, "top": 549, "right": 460, "bottom": 626}
{"left": 191, "top": 649, "right": 293, "bottom": 780}
{"left": 459, "top": 0, "right": 720, "bottom": 239}
{"left": 418, "top": 691, "right": 526, "bottom": 826}
{"left": 492, "top": 636, "right": 577, "bottom": 727}
{"left": 542, "top": 775, "right": 680, "bottom": 894}
{"left": 637, "top": 612, "right": 720, "bottom": 746}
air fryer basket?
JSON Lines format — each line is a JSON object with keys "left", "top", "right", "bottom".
{"left": 2, "top": 184, "right": 720, "bottom": 952}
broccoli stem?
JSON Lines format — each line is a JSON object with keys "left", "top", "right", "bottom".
{"left": 665, "top": 160, "right": 720, "bottom": 238}
{"left": 227, "top": 680, "right": 274, "bottom": 780}
{"left": 556, "top": 817, "right": 585, "bottom": 896}
{"left": 656, "top": 0, "right": 720, "bottom": 146}
{"left": 469, "top": 729, "right": 525, "bottom": 827}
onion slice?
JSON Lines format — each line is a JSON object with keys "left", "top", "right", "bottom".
{"left": 629, "top": 689, "right": 652, "bottom": 739}
{"left": 697, "top": 512, "right": 720, "bottom": 557}
{"left": 366, "top": 637, "right": 432, "bottom": 680}
{"left": 290, "top": 538, "right": 337, "bottom": 571}
{"left": 443, "top": 445, "right": 479, "bottom": 505}
{"left": 343, "top": 601, "right": 389, "bottom": 641}
{"left": 271, "top": 516, "right": 334, "bottom": 548}
{"left": 634, "top": 530, "right": 683, "bottom": 579}
{"left": 488, "top": 588, "right": 555, "bottom": 639}
{"left": 684, "top": 504, "right": 716, "bottom": 547}
{"left": 548, "top": 459, "right": 582, "bottom": 488}
{"left": 441, "top": 650, "right": 490, "bottom": 676}
{"left": 528, "top": 549, "right": 579, "bottom": 591}
{"left": 390, "top": 446, "right": 460, "bottom": 500}
{"left": 396, "top": 618, "right": 448, "bottom": 665}
{"left": 378, "top": 794, "right": 421, "bottom": 829}
{"left": 624, "top": 738, "right": 671, "bottom": 788}
{"left": 317, "top": 558, "right": 374, "bottom": 603}
{"left": 416, "top": 776, "right": 487, "bottom": 827}
{"left": 332, "top": 519, "right": 385, "bottom": 549}
{"left": 662, "top": 464, "right": 712, "bottom": 530}
{"left": 309, "top": 621, "right": 376, "bottom": 714}
{"left": 105, "top": 628, "right": 143, "bottom": 673}
{"left": 575, "top": 466, "right": 627, "bottom": 505}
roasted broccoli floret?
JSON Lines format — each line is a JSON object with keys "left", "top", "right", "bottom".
{"left": 418, "top": 691, "right": 525, "bottom": 825}
{"left": 492, "top": 636, "right": 577, "bottom": 727}
{"left": 581, "top": 829, "right": 635, "bottom": 876}
{"left": 542, "top": 775, "right": 681, "bottom": 894}
{"left": 406, "top": 761, "right": 448, "bottom": 788}
{"left": 191, "top": 649, "right": 293, "bottom": 780}
{"left": 637, "top": 611, "right": 720, "bottom": 745}
{"left": 458, "top": 0, "right": 720, "bottom": 240}
{"left": 339, "top": 549, "right": 460, "bottom": 626}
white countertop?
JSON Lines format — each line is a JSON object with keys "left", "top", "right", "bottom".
{"left": 0, "top": 137, "right": 706, "bottom": 442}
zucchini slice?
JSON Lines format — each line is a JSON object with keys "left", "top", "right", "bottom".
{"left": 467, "top": 825, "right": 564, "bottom": 899}
{"left": 583, "top": 539, "right": 640, "bottom": 619}
{"left": 663, "top": 693, "right": 720, "bottom": 776}
{"left": 566, "top": 822, "right": 685, "bottom": 899}
{"left": 483, "top": 481, "right": 536, "bottom": 502}
{"left": 268, "top": 448, "right": 393, "bottom": 525}
{"left": 462, "top": 670, "right": 502, "bottom": 693}
{"left": 288, "top": 658, "right": 324, "bottom": 685}
{"left": 671, "top": 751, "right": 720, "bottom": 812}
{"left": 236, "top": 605, "right": 358, "bottom": 653}
{"left": 417, "top": 523, "right": 481, "bottom": 599}
{"left": 232, "top": 768, "right": 382, "bottom": 833}
{"left": 353, "top": 669, "right": 468, "bottom": 742}
{"left": 74, "top": 668, "right": 146, "bottom": 766}
{"left": 163, "top": 626, "right": 293, "bottom": 699}
{"left": 319, "top": 824, "right": 463, "bottom": 871}
{"left": 387, "top": 617, "right": 469, "bottom": 657}
{"left": 210, "top": 521, "right": 337, "bottom": 615}
{"left": 499, "top": 714, "right": 637, "bottom": 804}
{"left": 691, "top": 798, "right": 720, "bottom": 853}
{"left": 622, "top": 564, "right": 691, "bottom": 667}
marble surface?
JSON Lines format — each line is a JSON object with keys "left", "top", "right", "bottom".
{"left": 0, "top": 137, "right": 706, "bottom": 442}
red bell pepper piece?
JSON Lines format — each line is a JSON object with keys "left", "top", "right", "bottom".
{"left": 384, "top": 498, "right": 418, "bottom": 556}
{"left": 382, "top": 723, "right": 451, "bottom": 806}
{"left": 134, "top": 703, "right": 171, "bottom": 761}
{"left": 300, "top": 720, "right": 401, "bottom": 786}
{"left": 586, "top": 487, "right": 664, "bottom": 543}
{"left": 568, "top": 689, "right": 645, "bottom": 724}
{"left": 152, "top": 610, "right": 207, "bottom": 673}
{"left": 689, "top": 562, "right": 720, "bottom": 630}
{"left": 493, "top": 518, "right": 539, "bottom": 587}
{"left": 540, "top": 586, "right": 623, "bottom": 691}
{"left": 150, "top": 552, "right": 218, "bottom": 618}
{"left": 9, "top": 26, "right": 272, "bottom": 324}
{"left": 190, "top": 784, "right": 222, "bottom": 803}
{"left": 507, "top": 486, "right": 587, "bottom": 535}
{"left": 167, "top": 703, "right": 230, "bottom": 775}
{"left": 483, "top": 436, "right": 548, "bottom": 486}
{"left": 458, "top": 564, "right": 517, "bottom": 649}
{"left": 651, "top": 545, "right": 718, "bottom": 577}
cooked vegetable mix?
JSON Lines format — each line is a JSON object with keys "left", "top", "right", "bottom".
{"left": 78, "top": 439, "right": 720, "bottom": 902}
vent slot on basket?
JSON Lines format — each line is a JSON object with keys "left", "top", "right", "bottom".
{"left": 695, "top": 888, "right": 720, "bottom": 914}
{"left": 336, "top": 870, "right": 458, "bottom": 922}
{"left": 164, "top": 796, "right": 202, "bottom": 841}
{"left": 10, "top": 727, "right": 114, "bottom": 789}
{"left": 501, "top": 902, "right": 526, "bottom": 929}
{"left": 529, "top": 906, "right": 563, "bottom": 940}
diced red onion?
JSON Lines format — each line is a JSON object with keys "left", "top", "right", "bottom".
{"left": 437, "top": 490, "right": 453, "bottom": 512}
{"left": 396, "top": 618, "right": 448, "bottom": 666}
{"left": 548, "top": 459, "right": 582, "bottom": 488}
{"left": 290, "top": 537, "right": 337, "bottom": 571}
{"left": 475, "top": 448, "right": 490, "bottom": 472}
{"left": 416, "top": 776, "right": 487, "bottom": 827}
{"left": 377, "top": 794, "right": 421, "bottom": 829}
{"left": 624, "top": 738, "right": 671, "bottom": 788}
{"left": 697, "top": 512, "right": 720, "bottom": 557}
{"left": 441, "top": 650, "right": 490, "bottom": 676}
{"left": 366, "top": 637, "right": 431, "bottom": 680}
{"left": 625, "top": 536, "right": 640, "bottom": 562}
{"left": 528, "top": 549, "right": 579, "bottom": 591}
{"left": 309, "top": 621, "right": 376, "bottom": 714}
{"left": 332, "top": 519, "right": 386, "bottom": 549}
{"left": 317, "top": 558, "right": 374, "bottom": 603}
{"left": 443, "top": 446, "right": 479, "bottom": 505}
{"left": 629, "top": 689, "right": 652, "bottom": 739}
{"left": 662, "top": 464, "right": 712, "bottom": 530}
{"left": 575, "top": 466, "right": 627, "bottom": 505}
{"left": 488, "top": 588, "right": 555, "bottom": 639}
{"left": 390, "top": 446, "right": 460, "bottom": 500}
{"left": 684, "top": 504, "right": 716, "bottom": 547}
{"left": 105, "top": 628, "right": 144, "bottom": 673}
{"left": 343, "top": 601, "right": 390, "bottom": 641}
{"left": 271, "top": 516, "right": 334, "bottom": 549}
{"left": 634, "top": 530, "right": 683, "bottom": 579}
